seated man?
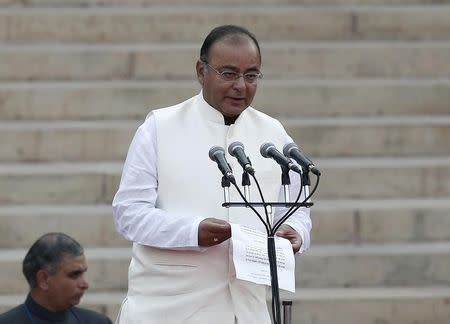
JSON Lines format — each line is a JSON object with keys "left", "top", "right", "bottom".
{"left": 0, "top": 232, "right": 112, "bottom": 324}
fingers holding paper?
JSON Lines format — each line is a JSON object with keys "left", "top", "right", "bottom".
{"left": 275, "top": 224, "right": 302, "bottom": 253}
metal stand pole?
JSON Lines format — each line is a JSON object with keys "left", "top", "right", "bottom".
{"left": 282, "top": 300, "right": 292, "bottom": 324}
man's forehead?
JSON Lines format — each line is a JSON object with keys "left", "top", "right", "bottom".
{"left": 59, "top": 254, "right": 87, "bottom": 270}
{"left": 211, "top": 37, "right": 256, "bottom": 52}
{"left": 209, "top": 40, "right": 260, "bottom": 64}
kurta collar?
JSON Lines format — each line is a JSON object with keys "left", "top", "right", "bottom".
{"left": 195, "top": 91, "right": 252, "bottom": 126}
{"left": 25, "top": 294, "right": 70, "bottom": 321}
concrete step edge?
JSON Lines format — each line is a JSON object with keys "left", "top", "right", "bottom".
{"left": 314, "top": 198, "right": 450, "bottom": 210}
{"left": 1, "top": 157, "right": 450, "bottom": 174}
{"left": 1, "top": 41, "right": 450, "bottom": 51}
{"left": 2, "top": 115, "right": 450, "bottom": 128}
{"left": 2, "top": 241, "right": 450, "bottom": 261}
{"left": 0, "top": 120, "right": 140, "bottom": 129}
{"left": 316, "top": 156, "right": 450, "bottom": 168}
{"left": 1, "top": 286, "right": 450, "bottom": 306}
{"left": 0, "top": 204, "right": 112, "bottom": 215}
{"left": 307, "top": 241, "right": 450, "bottom": 256}
{"left": 1, "top": 78, "right": 450, "bottom": 89}
{"left": 283, "top": 286, "right": 450, "bottom": 300}
{"left": 1, "top": 4, "right": 450, "bottom": 13}
{"left": 0, "top": 162, "right": 122, "bottom": 174}
{"left": 0, "top": 198, "right": 449, "bottom": 215}
{"left": 281, "top": 115, "right": 450, "bottom": 126}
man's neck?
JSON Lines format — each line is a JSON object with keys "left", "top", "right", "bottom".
{"left": 223, "top": 115, "right": 238, "bottom": 125}
{"left": 30, "top": 290, "right": 64, "bottom": 313}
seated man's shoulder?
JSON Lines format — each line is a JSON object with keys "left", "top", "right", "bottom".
{"left": 73, "top": 307, "right": 113, "bottom": 324}
{"left": 0, "top": 304, "right": 28, "bottom": 323}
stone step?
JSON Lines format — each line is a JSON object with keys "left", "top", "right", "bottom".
{"left": 0, "top": 205, "right": 128, "bottom": 249}
{"left": 1, "top": 199, "right": 449, "bottom": 249}
{"left": 3, "top": 0, "right": 450, "bottom": 7}
{"left": 0, "top": 158, "right": 449, "bottom": 204}
{"left": 1, "top": 242, "right": 450, "bottom": 294}
{"left": 0, "top": 162, "right": 120, "bottom": 205}
{"left": 316, "top": 156, "right": 450, "bottom": 199}
{"left": 0, "top": 121, "right": 138, "bottom": 162}
{"left": 283, "top": 287, "right": 450, "bottom": 324}
{"left": 312, "top": 198, "right": 450, "bottom": 244}
{"left": 1, "top": 287, "right": 450, "bottom": 324}
{"left": 1, "top": 79, "right": 449, "bottom": 120}
{"left": 284, "top": 115, "right": 450, "bottom": 158}
{"left": 1, "top": 42, "right": 450, "bottom": 81}
{"left": 1, "top": 117, "right": 449, "bottom": 162}
{"left": 1, "top": 6, "right": 450, "bottom": 42}
{"left": 297, "top": 242, "right": 450, "bottom": 288}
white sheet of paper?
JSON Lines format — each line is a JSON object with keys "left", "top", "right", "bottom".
{"left": 230, "top": 223, "right": 296, "bottom": 292}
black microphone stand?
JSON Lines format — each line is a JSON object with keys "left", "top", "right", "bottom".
{"left": 220, "top": 166, "right": 320, "bottom": 324}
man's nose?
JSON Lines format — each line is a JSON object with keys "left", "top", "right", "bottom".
{"left": 80, "top": 276, "right": 89, "bottom": 290}
{"left": 232, "top": 75, "right": 246, "bottom": 89}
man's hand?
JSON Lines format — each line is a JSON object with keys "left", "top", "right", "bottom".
{"left": 275, "top": 224, "right": 302, "bottom": 253}
{"left": 198, "top": 218, "right": 231, "bottom": 247}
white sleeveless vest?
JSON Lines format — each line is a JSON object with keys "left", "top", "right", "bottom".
{"left": 117, "top": 93, "right": 293, "bottom": 324}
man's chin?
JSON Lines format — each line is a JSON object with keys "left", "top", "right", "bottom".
{"left": 222, "top": 105, "right": 247, "bottom": 118}
{"left": 71, "top": 294, "right": 84, "bottom": 306}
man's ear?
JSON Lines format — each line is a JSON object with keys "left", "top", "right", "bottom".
{"left": 36, "top": 269, "right": 50, "bottom": 291}
{"left": 196, "top": 60, "right": 205, "bottom": 86}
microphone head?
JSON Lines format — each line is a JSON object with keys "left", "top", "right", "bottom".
{"left": 209, "top": 146, "right": 225, "bottom": 161}
{"left": 228, "top": 141, "right": 244, "bottom": 157}
{"left": 283, "top": 142, "right": 298, "bottom": 157}
{"left": 260, "top": 142, "right": 275, "bottom": 158}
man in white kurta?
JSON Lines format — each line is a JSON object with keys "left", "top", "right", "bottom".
{"left": 112, "top": 25, "right": 312, "bottom": 324}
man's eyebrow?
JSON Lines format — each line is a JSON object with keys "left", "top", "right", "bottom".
{"left": 217, "top": 64, "right": 239, "bottom": 71}
{"left": 69, "top": 266, "right": 88, "bottom": 274}
{"left": 219, "top": 64, "right": 260, "bottom": 72}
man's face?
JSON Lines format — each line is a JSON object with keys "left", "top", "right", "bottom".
{"left": 197, "top": 38, "right": 261, "bottom": 118}
{"left": 45, "top": 255, "right": 89, "bottom": 311}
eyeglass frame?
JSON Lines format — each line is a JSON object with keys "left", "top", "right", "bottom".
{"left": 202, "top": 61, "right": 263, "bottom": 84}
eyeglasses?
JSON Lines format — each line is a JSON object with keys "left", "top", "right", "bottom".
{"left": 203, "top": 62, "right": 263, "bottom": 84}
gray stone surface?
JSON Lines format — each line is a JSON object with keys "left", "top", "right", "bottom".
{"left": 3, "top": 0, "right": 450, "bottom": 6}
{"left": 0, "top": 8, "right": 352, "bottom": 42}
{"left": 311, "top": 200, "right": 450, "bottom": 243}
{"left": 2, "top": 242, "right": 450, "bottom": 293}
{"left": 315, "top": 163, "right": 450, "bottom": 199}
{"left": 1, "top": 200, "right": 448, "bottom": 248}
{"left": 1, "top": 6, "right": 450, "bottom": 42}
{"left": 1, "top": 118, "right": 449, "bottom": 162}
{"left": 2, "top": 44, "right": 450, "bottom": 81}
{"left": 0, "top": 205, "right": 128, "bottom": 248}
{"left": 0, "top": 121, "right": 138, "bottom": 162}
{"left": 0, "top": 163, "right": 120, "bottom": 204}
{"left": 1, "top": 80, "right": 450, "bottom": 120}
{"left": 288, "top": 293, "right": 450, "bottom": 324}
{"left": 0, "top": 161, "right": 449, "bottom": 204}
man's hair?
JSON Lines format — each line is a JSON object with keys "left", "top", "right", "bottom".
{"left": 22, "top": 232, "right": 84, "bottom": 288}
{"left": 199, "top": 25, "right": 261, "bottom": 64}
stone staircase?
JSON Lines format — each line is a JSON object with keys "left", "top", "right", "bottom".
{"left": 1, "top": 0, "right": 450, "bottom": 323}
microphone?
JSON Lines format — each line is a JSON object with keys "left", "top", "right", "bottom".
{"left": 209, "top": 146, "right": 236, "bottom": 183}
{"left": 228, "top": 141, "right": 255, "bottom": 175}
{"left": 260, "top": 143, "right": 301, "bottom": 174}
{"left": 283, "top": 142, "right": 321, "bottom": 176}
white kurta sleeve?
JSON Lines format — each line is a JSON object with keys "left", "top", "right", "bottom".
{"left": 112, "top": 114, "right": 206, "bottom": 249}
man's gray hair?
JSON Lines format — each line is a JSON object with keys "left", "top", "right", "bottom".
{"left": 22, "top": 232, "right": 84, "bottom": 288}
